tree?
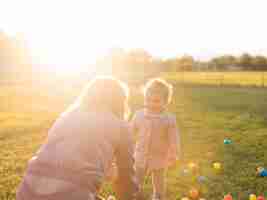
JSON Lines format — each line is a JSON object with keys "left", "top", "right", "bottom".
{"left": 0, "top": 31, "right": 11, "bottom": 70}
{"left": 252, "top": 55, "right": 267, "bottom": 71}
{"left": 109, "top": 48, "right": 127, "bottom": 74}
{"left": 161, "top": 58, "right": 179, "bottom": 72}
{"left": 211, "top": 55, "right": 237, "bottom": 71}
{"left": 125, "top": 48, "right": 153, "bottom": 75}
{"left": 179, "top": 55, "right": 194, "bottom": 71}
{"left": 238, "top": 53, "right": 253, "bottom": 70}
{"left": 103, "top": 48, "right": 156, "bottom": 82}
{"left": 0, "top": 31, "right": 31, "bottom": 78}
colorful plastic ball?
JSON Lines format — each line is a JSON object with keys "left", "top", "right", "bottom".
{"left": 223, "top": 194, "right": 233, "bottom": 200}
{"left": 257, "top": 167, "right": 264, "bottom": 174}
{"left": 224, "top": 139, "right": 232, "bottom": 144}
{"left": 257, "top": 167, "right": 267, "bottom": 177}
{"left": 188, "top": 162, "right": 198, "bottom": 170}
{"left": 184, "top": 169, "right": 189, "bottom": 173}
{"left": 188, "top": 162, "right": 199, "bottom": 174}
{"left": 181, "top": 169, "right": 190, "bottom": 176}
{"left": 250, "top": 194, "right": 257, "bottom": 200}
{"left": 188, "top": 162, "right": 196, "bottom": 168}
{"left": 181, "top": 197, "right": 190, "bottom": 200}
{"left": 259, "top": 169, "right": 267, "bottom": 177}
{"left": 213, "top": 162, "right": 222, "bottom": 170}
{"left": 107, "top": 196, "right": 116, "bottom": 200}
{"left": 197, "top": 176, "right": 208, "bottom": 184}
{"left": 189, "top": 188, "right": 200, "bottom": 199}
{"left": 257, "top": 196, "right": 265, "bottom": 200}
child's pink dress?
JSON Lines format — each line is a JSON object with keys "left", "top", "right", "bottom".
{"left": 131, "top": 109, "right": 180, "bottom": 171}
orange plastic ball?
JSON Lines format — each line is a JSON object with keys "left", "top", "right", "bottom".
{"left": 223, "top": 194, "right": 233, "bottom": 200}
{"left": 257, "top": 196, "right": 265, "bottom": 200}
{"left": 189, "top": 188, "right": 199, "bottom": 199}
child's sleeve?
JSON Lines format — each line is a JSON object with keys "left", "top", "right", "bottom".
{"left": 167, "top": 115, "right": 181, "bottom": 166}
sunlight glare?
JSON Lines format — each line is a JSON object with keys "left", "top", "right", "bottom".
{"left": 1, "top": 0, "right": 267, "bottom": 75}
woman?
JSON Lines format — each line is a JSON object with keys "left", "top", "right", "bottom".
{"left": 16, "top": 77, "right": 139, "bottom": 200}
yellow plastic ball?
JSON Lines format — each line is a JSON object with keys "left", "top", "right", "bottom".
{"left": 213, "top": 162, "right": 221, "bottom": 170}
{"left": 188, "top": 162, "right": 197, "bottom": 169}
{"left": 250, "top": 194, "right": 257, "bottom": 200}
{"left": 181, "top": 197, "right": 190, "bottom": 200}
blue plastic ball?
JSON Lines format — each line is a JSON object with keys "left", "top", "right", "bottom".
{"left": 259, "top": 169, "right": 267, "bottom": 177}
{"left": 224, "top": 139, "right": 232, "bottom": 145}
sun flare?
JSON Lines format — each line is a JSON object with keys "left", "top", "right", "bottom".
{"left": 2, "top": 0, "right": 267, "bottom": 76}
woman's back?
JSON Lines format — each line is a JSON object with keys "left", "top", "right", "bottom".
{"left": 17, "top": 77, "right": 139, "bottom": 200}
{"left": 30, "top": 107, "right": 120, "bottom": 188}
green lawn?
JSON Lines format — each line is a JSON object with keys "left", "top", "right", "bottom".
{"left": 162, "top": 72, "right": 267, "bottom": 87}
{"left": 165, "top": 86, "right": 267, "bottom": 199}
{"left": 1, "top": 84, "right": 267, "bottom": 200}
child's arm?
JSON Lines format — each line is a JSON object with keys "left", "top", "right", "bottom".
{"left": 167, "top": 115, "right": 181, "bottom": 167}
{"left": 129, "top": 111, "right": 140, "bottom": 140}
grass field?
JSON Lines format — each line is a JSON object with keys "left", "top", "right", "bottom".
{"left": 1, "top": 83, "right": 267, "bottom": 200}
{"left": 162, "top": 72, "right": 267, "bottom": 87}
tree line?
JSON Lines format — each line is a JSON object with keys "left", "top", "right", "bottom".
{"left": 1, "top": 31, "right": 267, "bottom": 80}
{"left": 0, "top": 31, "right": 31, "bottom": 80}
{"left": 99, "top": 49, "right": 267, "bottom": 75}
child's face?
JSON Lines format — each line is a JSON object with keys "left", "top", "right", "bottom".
{"left": 145, "top": 91, "right": 166, "bottom": 112}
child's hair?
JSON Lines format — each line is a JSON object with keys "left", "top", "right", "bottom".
{"left": 144, "top": 78, "right": 173, "bottom": 104}
{"left": 67, "top": 76, "right": 130, "bottom": 119}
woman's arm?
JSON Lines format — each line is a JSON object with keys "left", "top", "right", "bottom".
{"left": 113, "top": 123, "right": 139, "bottom": 200}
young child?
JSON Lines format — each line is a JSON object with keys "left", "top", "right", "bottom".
{"left": 131, "top": 78, "right": 181, "bottom": 200}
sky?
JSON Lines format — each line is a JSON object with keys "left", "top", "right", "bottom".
{"left": 1, "top": 0, "right": 267, "bottom": 70}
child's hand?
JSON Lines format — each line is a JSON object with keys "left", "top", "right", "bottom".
{"left": 168, "top": 163, "right": 177, "bottom": 171}
{"left": 167, "top": 156, "right": 178, "bottom": 170}
{"left": 178, "top": 153, "right": 184, "bottom": 163}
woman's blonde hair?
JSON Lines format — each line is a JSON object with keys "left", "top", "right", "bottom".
{"left": 144, "top": 78, "right": 173, "bottom": 105}
{"left": 68, "top": 76, "right": 130, "bottom": 119}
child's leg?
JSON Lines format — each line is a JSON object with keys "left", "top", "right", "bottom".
{"left": 136, "top": 167, "right": 147, "bottom": 189}
{"left": 151, "top": 169, "right": 166, "bottom": 200}
{"left": 106, "top": 163, "right": 118, "bottom": 182}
